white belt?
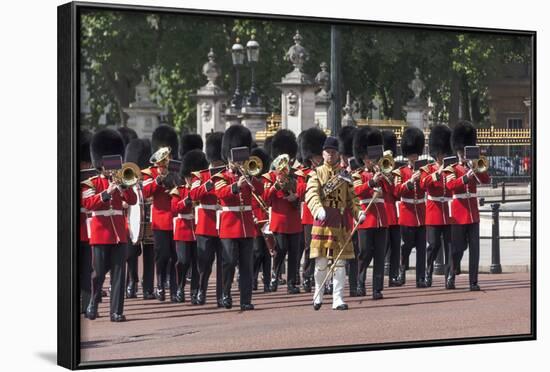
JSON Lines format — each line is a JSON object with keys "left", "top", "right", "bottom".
{"left": 359, "top": 198, "right": 385, "bottom": 205}
{"left": 400, "top": 197, "right": 425, "bottom": 204}
{"left": 453, "top": 193, "right": 477, "bottom": 199}
{"left": 221, "top": 205, "right": 252, "bottom": 212}
{"left": 427, "top": 195, "right": 451, "bottom": 203}
{"left": 80, "top": 207, "right": 88, "bottom": 213}
{"left": 91, "top": 210, "right": 123, "bottom": 217}
{"left": 177, "top": 213, "right": 194, "bottom": 220}
{"left": 199, "top": 204, "right": 219, "bottom": 211}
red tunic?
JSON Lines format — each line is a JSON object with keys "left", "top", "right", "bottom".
{"left": 262, "top": 171, "right": 303, "bottom": 234}
{"left": 420, "top": 163, "right": 453, "bottom": 226}
{"left": 142, "top": 166, "right": 173, "bottom": 231}
{"left": 382, "top": 176, "right": 398, "bottom": 226}
{"left": 213, "top": 169, "right": 263, "bottom": 239}
{"left": 393, "top": 165, "right": 426, "bottom": 227}
{"left": 444, "top": 163, "right": 490, "bottom": 225}
{"left": 81, "top": 175, "right": 137, "bottom": 245}
{"left": 170, "top": 185, "right": 196, "bottom": 242}
{"left": 189, "top": 169, "right": 220, "bottom": 237}
{"left": 296, "top": 168, "right": 314, "bottom": 225}
{"left": 353, "top": 170, "right": 389, "bottom": 229}
{"left": 80, "top": 208, "right": 89, "bottom": 243}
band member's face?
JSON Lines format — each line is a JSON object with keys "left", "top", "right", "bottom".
{"left": 436, "top": 153, "right": 444, "bottom": 163}
{"left": 407, "top": 154, "right": 419, "bottom": 163}
{"left": 311, "top": 155, "right": 323, "bottom": 167}
{"left": 457, "top": 150, "right": 465, "bottom": 162}
{"left": 323, "top": 149, "right": 339, "bottom": 165}
{"left": 362, "top": 156, "right": 373, "bottom": 168}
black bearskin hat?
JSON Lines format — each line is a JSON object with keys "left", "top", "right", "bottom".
{"left": 117, "top": 126, "right": 138, "bottom": 147}
{"left": 181, "top": 149, "right": 208, "bottom": 177}
{"left": 125, "top": 138, "right": 152, "bottom": 169}
{"left": 264, "top": 136, "right": 274, "bottom": 157}
{"left": 90, "top": 128, "right": 125, "bottom": 169}
{"left": 338, "top": 126, "right": 357, "bottom": 158}
{"left": 205, "top": 131, "right": 224, "bottom": 163}
{"left": 251, "top": 147, "right": 271, "bottom": 175}
{"left": 179, "top": 133, "right": 203, "bottom": 159}
{"left": 401, "top": 127, "right": 425, "bottom": 157}
{"left": 221, "top": 125, "right": 252, "bottom": 162}
{"left": 451, "top": 120, "right": 477, "bottom": 153}
{"left": 296, "top": 131, "right": 304, "bottom": 164}
{"left": 382, "top": 130, "right": 398, "bottom": 157}
{"left": 271, "top": 129, "right": 298, "bottom": 159}
{"left": 353, "top": 126, "right": 383, "bottom": 161}
{"left": 429, "top": 124, "right": 453, "bottom": 158}
{"left": 301, "top": 127, "right": 326, "bottom": 164}
{"left": 152, "top": 125, "right": 179, "bottom": 159}
{"left": 80, "top": 129, "right": 92, "bottom": 164}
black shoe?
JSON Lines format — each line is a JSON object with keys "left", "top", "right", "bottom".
{"left": 269, "top": 279, "right": 278, "bottom": 292}
{"left": 302, "top": 279, "right": 312, "bottom": 293}
{"left": 110, "top": 313, "right": 126, "bottom": 322}
{"left": 334, "top": 304, "right": 348, "bottom": 310}
{"left": 85, "top": 303, "right": 98, "bottom": 320}
{"left": 253, "top": 281, "right": 258, "bottom": 291}
{"left": 175, "top": 289, "right": 185, "bottom": 303}
{"left": 313, "top": 303, "right": 322, "bottom": 311}
{"left": 278, "top": 278, "right": 287, "bottom": 285}
{"left": 155, "top": 288, "right": 166, "bottom": 302}
{"left": 170, "top": 295, "right": 178, "bottom": 303}
{"left": 263, "top": 283, "right": 272, "bottom": 292}
{"left": 349, "top": 288, "right": 358, "bottom": 297}
{"left": 446, "top": 275, "right": 456, "bottom": 290}
{"left": 372, "top": 291, "right": 383, "bottom": 300}
{"left": 126, "top": 283, "right": 137, "bottom": 299}
{"left": 389, "top": 278, "right": 403, "bottom": 287}
{"left": 397, "top": 266, "right": 406, "bottom": 285}
{"left": 287, "top": 286, "right": 300, "bottom": 294}
{"left": 470, "top": 284, "right": 481, "bottom": 291}
{"left": 240, "top": 303, "right": 255, "bottom": 311}
{"left": 191, "top": 290, "right": 199, "bottom": 305}
{"left": 217, "top": 298, "right": 224, "bottom": 308}
{"left": 143, "top": 291, "right": 156, "bottom": 300}
{"left": 356, "top": 287, "right": 366, "bottom": 297}
{"left": 197, "top": 290, "right": 206, "bottom": 305}
{"left": 222, "top": 296, "right": 233, "bottom": 309}
{"left": 425, "top": 272, "right": 433, "bottom": 287}
{"left": 416, "top": 281, "right": 428, "bottom": 288}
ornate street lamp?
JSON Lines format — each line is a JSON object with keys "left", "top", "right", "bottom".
{"left": 230, "top": 38, "right": 245, "bottom": 110}
{"left": 246, "top": 34, "right": 260, "bottom": 107}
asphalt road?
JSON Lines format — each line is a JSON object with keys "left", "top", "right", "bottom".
{"left": 80, "top": 272, "right": 531, "bottom": 363}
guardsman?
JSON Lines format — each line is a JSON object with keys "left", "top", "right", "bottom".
{"left": 212, "top": 125, "right": 261, "bottom": 311}
{"left": 170, "top": 149, "right": 206, "bottom": 303}
{"left": 352, "top": 127, "right": 389, "bottom": 300}
{"left": 250, "top": 147, "right": 272, "bottom": 292}
{"left": 82, "top": 129, "right": 137, "bottom": 322}
{"left": 393, "top": 127, "right": 428, "bottom": 288}
{"left": 381, "top": 130, "right": 402, "bottom": 287}
{"left": 189, "top": 132, "right": 224, "bottom": 306}
{"left": 124, "top": 138, "right": 154, "bottom": 299}
{"left": 306, "top": 136, "right": 365, "bottom": 310}
{"left": 444, "top": 121, "right": 490, "bottom": 290}
{"left": 296, "top": 127, "right": 326, "bottom": 293}
{"left": 262, "top": 129, "right": 303, "bottom": 294}
{"left": 420, "top": 125, "right": 453, "bottom": 287}
{"left": 141, "top": 125, "right": 180, "bottom": 302}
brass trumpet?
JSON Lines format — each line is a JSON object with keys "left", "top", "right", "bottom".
{"left": 149, "top": 146, "right": 171, "bottom": 167}
{"left": 112, "top": 162, "right": 141, "bottom": 187}
{"left": 378, "top": 151, "right": 395, "bottom": 175}
{"left": 243, "top": 155, "right": 263, "bottom": 177}
{"left": 471, "top": 156, "right": 488, "bottom": 173}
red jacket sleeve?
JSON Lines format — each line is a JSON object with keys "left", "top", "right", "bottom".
{"left": 81, "top": 184, "right": 109, "bottom": 211}
{"left": 121, "top": 187, "right": 137, "bottom": 205}
{"left": 171, "top": 191, "right": 186, "bottom": 214}
{"left": 142, "top": 174, "right": 165, "bottom": 199}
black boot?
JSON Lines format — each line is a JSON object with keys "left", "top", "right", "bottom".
{"left": 85, "top": 301, "right": 98, "bottom": 320}
{"left": 191, "top": 290, "right": 199, "bottom": 305}
{"left": 470, "top": 283, "right": 481, "bottom": 291}
{"left": 110, "top": 313, "right": 126, "bottom": 322}
{"left": 155, "top": 287, "right": 166, "bottom": 302}
{"left": 222, "top": 295, "right": 233, "bottom": 309}
{"left": 446, "top": 272, "right": 456, "bottom": 290}
{"left": 425, "top": 265, "right": 433, "bottom": 288}
{"left": 126, "top": 282, "right": 137, "bottom": 299}
{"left": 389, "top": 277, "right": 403, "bottom": 287}
{"left": 356, "top": 287, "right": 366, "bottom": 297}
{"left": 269, "top": 278, "right": 278, "bottom": 292}
{"left": 416, "top": 280, "right": 428, "bottom": 288}
{"left": 197, "top": 290, "right": 206, "bottom": 305}
{"left": 372, "top": 290, "right": 383, "bottom": 300}
{"left": 302, "top": 278, "right": 312, "bottom": 293}
{"left": 143, "top": 290, "right": 155, "bottom": 300}
{"left": 397, "top": 266, "right": 406, "bottom": 285}
{"left": 253, "top": 280, "right": 258, "bottom": 291}
{"left": 349, "top": 287, "right": 358, "bottom": 297}
{"left": 287, "top": 284, "right": 300, "bottom": 294}
{"left": 175, "top": 288, "right": 185, "bottom": 303}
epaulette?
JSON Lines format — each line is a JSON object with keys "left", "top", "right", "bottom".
{"left": 391, "top": 168, "right": 402, "bottom": 177}
{"left": 211, "top": 171, "right": 226, "bottom": 181}
{"left": 443, "top": 165, "right": 456, "bottom": 174}
{"left": 294, "top": 169, "right": 305, "bottom": 177}
{"left": 80, "top": 176, "right": 98, "bottom": 189}
{"left": 420, "top": 165, "right": 431, "bottom": 173}
{"left": 191, "top": 171, "right": 201, "bottom": 179}
{"left": 261, "top": 173, "right": 273, "bottom": 182}
{"left": 169, "top": 187, "right": 180, "bottom": 197}
{"left": 141, "top": 167, "right": 154, "bottom": 177}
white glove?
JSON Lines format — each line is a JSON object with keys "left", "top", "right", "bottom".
{"left": 466, "top": 169, "right": 475, "bottom": 178}
{"left": 357, "top": 211, "right": 367, "bottom": 224}
{"left": 316, "top": 207, "right": 326, "bottom": 221}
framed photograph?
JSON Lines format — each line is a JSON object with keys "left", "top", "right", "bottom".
{"left": 58, "top": 1, "right": 536, "bottom": 369}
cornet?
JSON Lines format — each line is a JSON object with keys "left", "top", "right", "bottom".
{"left": 149, "top": 146, "right": 171, "bottom": 167}
{"left": 112, "top": 162, "right": 141, "bottom": 187}
{"left": 378, "top": 150, "right": 395, "bottom": 175}
{"left": 471, "top": 156, "right": 488, "bottom": 174}
{"left": 243, "top": 155, "right": 263, "bottom": 177}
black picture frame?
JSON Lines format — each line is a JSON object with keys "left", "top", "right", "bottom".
{"left": 58, "top": 1, "right": 537, "bottom": 369}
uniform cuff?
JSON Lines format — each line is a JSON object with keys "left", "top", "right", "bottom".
{"left": 406, "top": 181, "right": 415, "bottom": 191}
{"left": 368, "top": 179, "right": 378, "bottom": 188}
{"left": 462, "top": 175, "right": 469, "bottom": 184}
{"left": 204, "top": 180, "right": 214, "bottom": 192}
{"left": 101, "top": 191, "right": 111, "bottom": 202}
{"left": 231, "top": 183, "right": 240, "bottom": 194}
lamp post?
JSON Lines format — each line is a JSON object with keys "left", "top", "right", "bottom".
{"left": 231, "top": 38, "right": 245, "bottom": 110}
{"left": 246, "top": 34, "right": 260, "bottom": 107}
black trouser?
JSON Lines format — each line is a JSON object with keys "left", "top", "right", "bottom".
{"left": 196, "top": 235, "right": 223, "bottom": 301}
{"left": 80, "top": 242, "right": 92, "bottom": 313}
{"left": 153, "top": 230, "right": 177, "bottom": 295}
{"left": 253, "top": 236, "right": 272, "bottom": 289}
{"left": 296, "top": 230, "right": 305, "bottom": 284}
{"left": 141, "top": 243, "right": 155, "bottom": 294}
{"left": 90, "top": 243, "right": 127, "bottom": 315}
{"left": 272, "top": 232, "right": 301, "bottom": 287}
{"left": 221, "top": 238, "right": 254, "bottom": 305}
{"left": 175, "top": 241, "right": 199, "bottom": 292}
{"left": 384, "top": 225, "right": 401, "bottom": 280}
{"left": 126, "top": 242, "right": 140, "bottom": 289}
{"left": 302, "top": 224, "right": 314, "bottom": 282}
{"left": 401, "top": 225, "right": 426, "bottom": 282}
{"left": 426, "top": 225, "right": 452, "bottom": 276}
{"left": 451, "top": 223, "right": 480, "bottom": 285}
{"left": 357, "top": 228, "right": 387, "bottom": 292}
{"left": 347, "top": 232, "right": 359, "bottom": 291}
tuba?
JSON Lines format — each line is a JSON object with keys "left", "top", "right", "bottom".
{"left": 113, "top": 162, "right": 141, "bottom": 187}
{"left": 149, "top": 146, "right": 171, "bottom": 167}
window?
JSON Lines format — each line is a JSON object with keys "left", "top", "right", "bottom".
{"left": 507, "top": 118, "right": 523, "bottom": 129}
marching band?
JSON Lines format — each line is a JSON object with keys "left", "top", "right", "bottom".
{"left": 80, "top": 121, "right": 490, "bottom": 321}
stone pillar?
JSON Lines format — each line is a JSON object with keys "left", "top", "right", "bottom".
{"left": 403, "top": 68, "right": 429, "bottom": 130}
{"left": 314, "top": 62, "right": 330, "bottom": 131}
{"left": 194, "top": 49, "right": 227, "bottom": 138}
{"left": 341, "top": 90, "right": 356, "bottom": 127}
{"left": 241, "top": 106, "right": 269, "bottom": 140}
{"left": 123, "top": 77, "right": 163, "bottom": 139}
{"left": 274, "top": 31, "right": 317, "bottom": 136}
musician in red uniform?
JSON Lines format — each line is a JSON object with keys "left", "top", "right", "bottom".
{"left": 250, "top": 147, "right": 272, "bottom": 292}
{"left": 262, "top": 129, "right": 303, "bottom": 294}
{"left": 296, "top": 127, "right": 326, "bottom": 293}
{"left": 352, "top": 127, "right": 390, "bottom": 300}
{"left": 170, "top": 149, "right": 206, "bottom": 303}
{"left": 189, "top": 132, "right": 224, "bottom": 306}
{"left": 392, "top": 127, "right": 428, "bottom": 288}
{"left": 141, "top": 125, "right": 180, "bottom": 302}
{"left": 444, "top": 121, "right": 490, "bottom": 290}
{"left": 420, "top": 125, "right": 454, "bottom": 288}
{"left": 212, "top": 125, "right": 262, "bottom": 310}
{"left": 81, "top": 129, "right": 137, "bottom": 322}
{"left": 381, "top": 130, "right": 402, "bottom": 287}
